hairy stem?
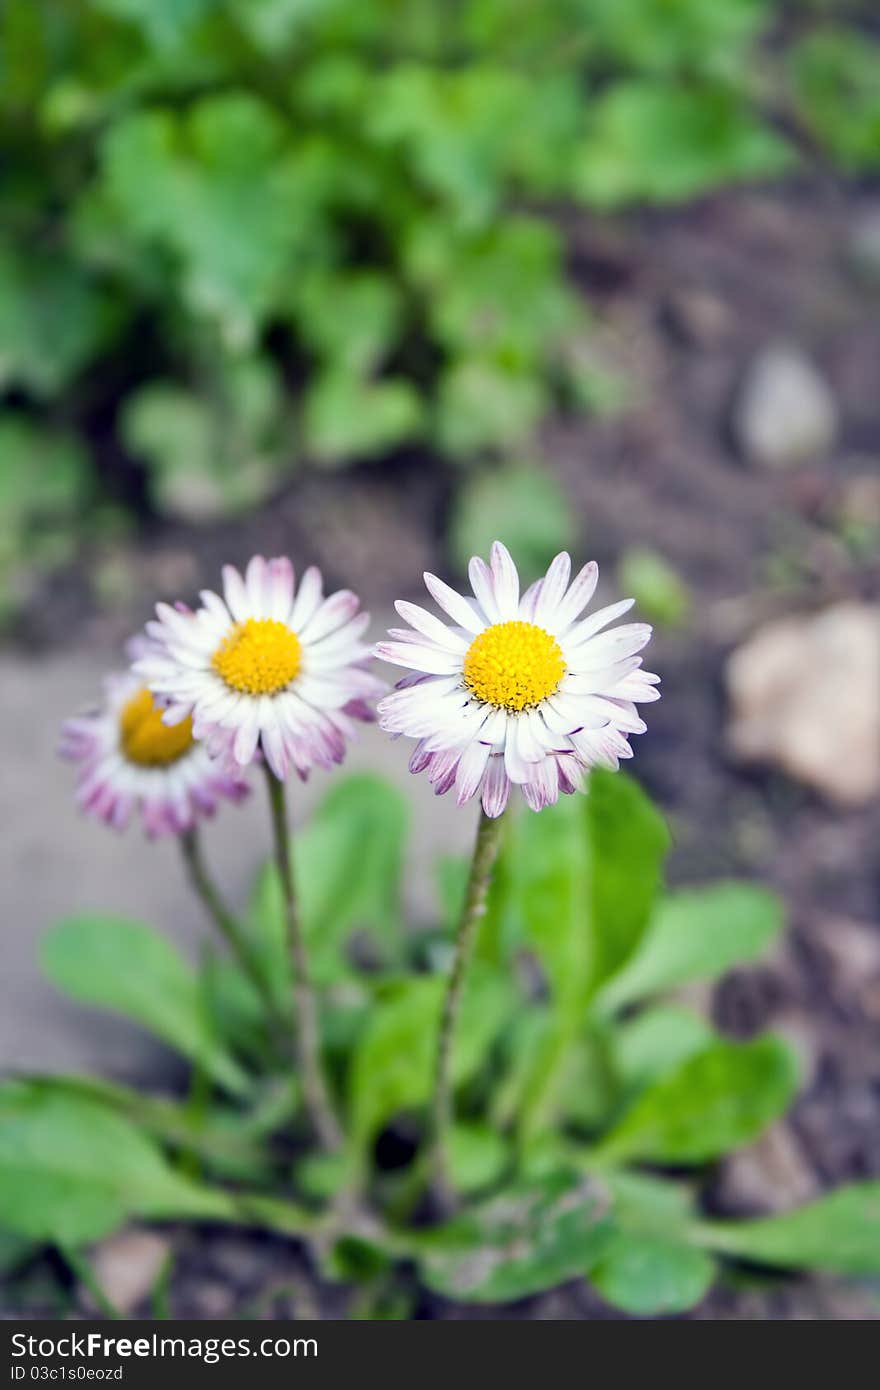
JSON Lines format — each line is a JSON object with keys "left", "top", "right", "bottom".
{"left": 180, "top": 827, "right": 283, "bottom": 1031}
{"left": 429, "top": 809, "right": 505, "bottom": 1206}
{"left": 263, "top": 766, "right": 343, "bottom": 1153}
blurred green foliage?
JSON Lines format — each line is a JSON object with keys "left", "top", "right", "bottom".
{"left": 6, "top": 770, "right": 880, "bottom": 1313}
{"left": 0, "top": 1, "right": 878, "bottom": 595}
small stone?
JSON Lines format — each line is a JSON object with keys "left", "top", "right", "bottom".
{"left": 715, "top": 1122, "right": 818, "bottom": 1216}
{"left": 733, "top": 343, "right": 838, "bottom": 470}
{"left": 87, "top": 1228, "right": 170, "bottom": 1315}
{"left": 726, "top": 602, "right": 880, "bottom": 806}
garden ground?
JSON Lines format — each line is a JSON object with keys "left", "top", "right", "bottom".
{"left": 3, "top": 180, "right": 879, "bottom": 1319}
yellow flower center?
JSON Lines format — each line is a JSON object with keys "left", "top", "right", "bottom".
{"left": 463, "top": 620, "right": 565, "bottom": 712}
{"left": 119, "top": 687, "right": 194, "bottom": 767}
{"left": 212, "top": 617, "right": 301, "bottom": 696}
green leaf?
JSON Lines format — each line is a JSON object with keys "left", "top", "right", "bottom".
{"left": 199, "top": 952, "right": 268, "bottom": 1063}
{"left": 485, "top": 777, "right": 667, "bottom": 1138}
{"left": 790, "top": 29, "right": 880, "bottom": 174}
{"left": 299, "top": 773, "right": 407, "bottom": 953}
{"left": 295, "top": 1149, "right": 357, "bottom": 1202}
{"left": 123, "top": 380, "right": 279, "bottom": 522}
{"left": 434, "top": 358, "right": 546, "bottom": 458}
{"left": 249, "top": 773, "right": 409, "bottom": 987}
{"left": 99, "top": 96, "right": 321, "bottom": 346}
{"left": 348, "top": 966, "right": 512, "bottom": 1150}
{"left": 0, "top": 416, "right": 90, "bottom": 528}
{"left": 233, "top": 0, "right": 316, "bottom": 54}
{"left": 41, "top": 917, "right": 248, "bottom": 1095}
{"left": 0, "top": 246, "right": 118, "bottom": 398}
{"left": 590, "top": 1232, "right": 714, "bottom": 1315}
{"left": 0, "top": 1229, "right": 36, "bottom": 1276}
{"left": 449, "top": 1123, "right": 509, "bottom": 1195}
{"left": 20, "top": 1074, "right": 274, "bottom": 1184}
{"left": 0, "top": 1084, "right": 234, "bottom": 1245}
{"left": 508, "top": 796, "right": 591, "bottom": 1008}
{"left": 490, "top": 1008, "right": 554, "bottom": 1130}
{"left": 408, "top": 216, "right": 576, "bottom": 361}
{"left": 419, "top": 1171, "right": 610, "bottom": 1302}
{"left": 698, "top": 1183, "right": 880, "bottom": 1276}
{"left": 91, "top": 0, "right": 220, "bottom": 51}
{"left": 557, "top": 1032, "right": 618, "bottom": 1131}
{"left": 435, "top": 854, "right": 470, "bottom": 934}
{"left": 295, "top": 270, "right": 404, "bottom": 375}
{"left": 369, "top": 65, "right": 535, "bottom": 223}
{"left": 573, "top": 82, "right": 794, "bottom": 208}
{"left": 588, "top": 1167, "right": 714, "bottom": 1311}
{"left": 585, "top": 0, "right": 768, "bottom": 80}
{"left": 449, "top": 463, "right": 576, "bottom": 585}
{"left": 617, "top": 547, "right": 691, "bottom": 628}
{"left": 597, "top": 1035, "right": 799, "bottom": 1166}
{"left": 613, "top": 1005, "right": 715, "bottom": 1090}
{"left": 585, "top": 768, "right": 671, "bottom": 989}
{"left": 305, "top": 369, "right": 424, "bottom": 466}
{"left": 603, "top": 1169, "right": 697, "bottom": 1236}
{"left": 597, "top": 883, "right": 784, "bottom": 1015}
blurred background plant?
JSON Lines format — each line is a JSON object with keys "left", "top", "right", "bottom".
{"left": 3, "top": 0, "right": 879, "bottom": 614}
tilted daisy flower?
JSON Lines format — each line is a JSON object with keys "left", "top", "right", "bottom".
{"left": 375, "top": 542, "right": 660, "bottom": 817}
{"left": 134, "top": 555, "right": 383, "bottom": 782}
{"left": 60, "top": 639, "right": 248, "bottom": 838}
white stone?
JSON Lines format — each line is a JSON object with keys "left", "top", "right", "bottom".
{"left": 87, "top": 1228, "right": 170, "bottom": 1314}
{"left": 733, "top": 343, "right": 838, "bottom": 469}
{"left": 726, "top": 602, "right": 880, "bottom": 805}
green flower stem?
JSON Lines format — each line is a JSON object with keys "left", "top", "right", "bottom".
{"left": 430, "top": 808, "right": 505, "bottom": 1205}
{"left": 263, "top": 765, "right": 343, "bottom": 1154}
{"left": 179, "top": 827, "right": 283, "bottom": 1030}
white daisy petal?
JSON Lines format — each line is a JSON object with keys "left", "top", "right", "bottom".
{"left": 395, "top": 600, "right": 470, "bottom": 651}
{"left": 534, "top": 552, "right": 571, "bottom": 627}
{"left": 135, "top": 558, "right": 380, "bottom": 782}
{"left": 245, "top": 555, "right": 270, "bottom": 615}
{"left": 374, "top": 543, "right": 658, "bottom": 815}
{"left": 490, "top": 541, "right": 520, "bottom": 620}
{"left": 60, "top": 656, "right": 248, "bottom": 838}
{"left": 571, "top": 623, "right": 653, "bottom": 669}
{"left": 468, "top": 556, "right": 503, "bottom": 625}
{"left": 290, "top": 566, "right": 324, "bottom": 630}
{"left": 423, "top": 573, "right": 485, "bottom": 633}
{"left": 565, "top": 598, "right": 636, "bottom": 649}
{"left": 374, "top": 641, "right": 462, "bottom": 675}
{"left": 477, "top": 706, "right": 508, "bottom": 748}
{"left": 518, "top": 578, "right": 543, "bottom": 622}
{"left": 455, "top": 738, "right": 492, "bottom": 805}
{"left": 503, "top": 719, "right": 534, "bottom": 784}
{"left": 300, "top": 589, "right": 359, "bottom": 643}
{"left": 222, "top": 565, "right": 250, "bottom": 623}
{"left": 267, "top": 557, "right": 295, "bottom": 622}
{"left": 233, "top": 705, "right": 261, "bottom": 765}
{"left": 481, "top": 756, "right": 511, "bottom": 818}
{"left": 552, "top": 561, "right": 599, "bottom": 633}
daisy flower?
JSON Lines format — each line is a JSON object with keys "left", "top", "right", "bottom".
{"left": 60, "top": 640, "right": 248, "bottom": 838}
{"left": 134, "top": 555, "right": 382, "bottom": 782}
{"left": 375, "top": 542, "right": 660, "bottom": 817}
